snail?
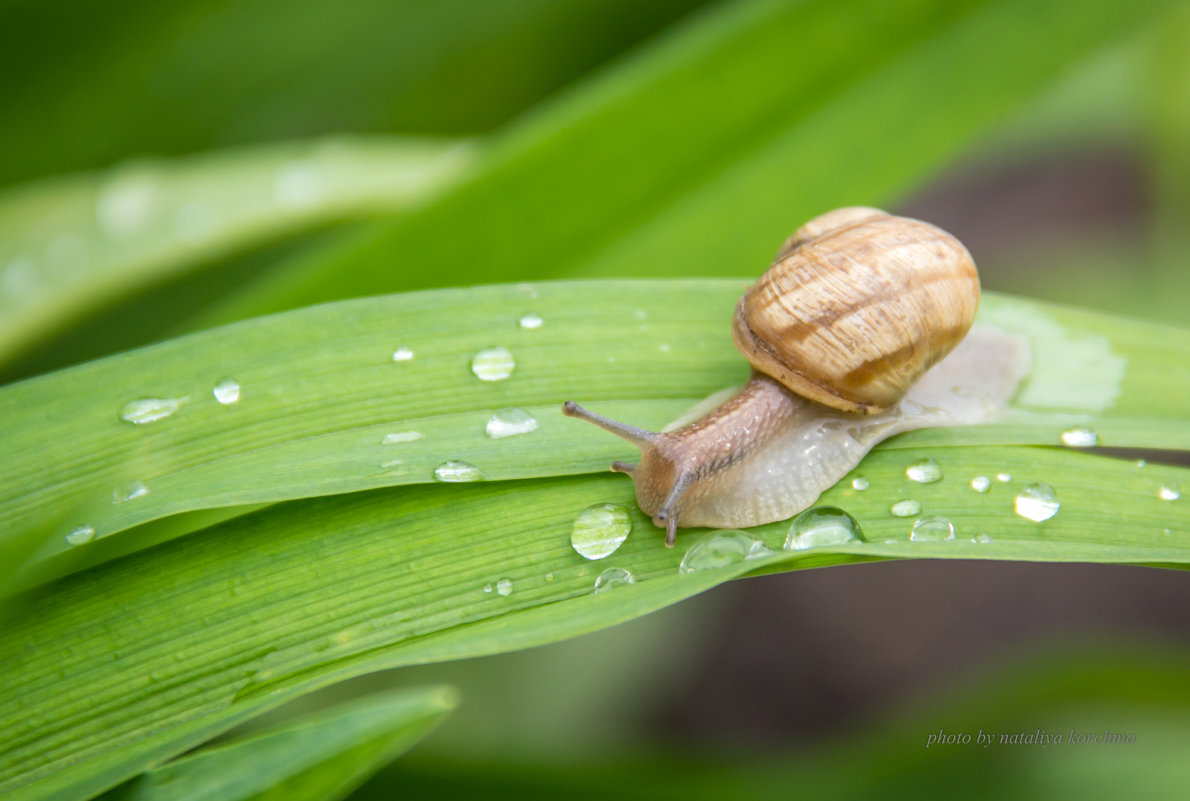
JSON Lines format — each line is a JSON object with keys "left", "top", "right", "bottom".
{"left": 562, "top": 207, "right": 1029, "bottom": 547}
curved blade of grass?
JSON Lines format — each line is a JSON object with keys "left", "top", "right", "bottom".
{"left": 102, "top": 686, "right": 455, "bottom": 801}
{"left": 193, "top": 0, "right": 1172, "bottom": 328}
{"left": 0, "top": 136, "right": 477, "bottom": 364}
{"left": 0, "top": 282, "right": 1187, "bottom": 586}
{"left": 1, "top": 447, "right": 1187, "bottom": 800}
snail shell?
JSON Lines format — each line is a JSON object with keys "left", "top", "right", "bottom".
{"left": 562, "top": 208, "right": 1027, "bottom": 546}
{"left": 733, "top": 209, "right": 980, "bottom": 413}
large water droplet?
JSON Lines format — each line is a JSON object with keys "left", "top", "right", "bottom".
{"left": 433, "top": 460, "right": 483, "bottom": 482}
{"left": 785, "top": 506, "right": 863, "bottom": 550}
{"left": 471, "top": 347, "right": 515, "bottom": 381}
{"left": 1060, "top": 425, "right": 1099, "bottom": 447}
{"left": 679, "top": 531, "right": 771, "bottom": 574}
{"left": 970, "top": 475, "right": 991, "bottom": 493}
{"left": 593, "top": 567, "right": 636, "bottom": 594}
{"left": 1014, "top": 482, "right": 1060, "bottom": 522}
{"left": 851, "top": 476, "right": 870, "bottom": 491}
{"left": 391, "top": 347, "right": 414, "bottom": 362}
{"left": 906, "top": 458, "right": 943, "bottom": 483}
{"left": 112, "top": 481, "right": 149, "bottom": 504}
{"left": 119, "top": 397, "right": 185, "bottom": 425}
{"left": 1158, "top": 484, "right": 1181, "bottom": 501}
{"left": 382, "top": 431, "right": 423, "bottom": 444}
{"left": 570, "top": 503, "right": 632, "bottom": 560}
{"left": 212, "top": 378, "right": 240, "bottom": 405}
{"left": 495, "top": 578, "right": 513, "bottom": 597}
{"left": 65, "top": 524, "right": 95, "bottom": 546}
{"left": 890, "top": 499, "right": 922, "bottom": 518}
{"left": 910, "top": 515, "right": 955, "bottom": 542}
{"left": 518, "top": 312, "right": 543, "bottom": 330}
{"left": 486, "top": 408, "right": 538, "bottom": 439}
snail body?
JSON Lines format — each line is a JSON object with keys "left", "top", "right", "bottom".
{"left": 562, "top": 208, "right": 1027, "bottom": 546}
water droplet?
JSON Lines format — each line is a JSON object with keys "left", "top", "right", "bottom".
{"left": 570, "top": 503, "right": 632, "bottom": 560}
{"left": 851, "top": 476, "right": 870, "bottom": 491}
{"left": 785, "top": 506, "right": 863, "bottom": 550}
{"left": 970, "top": 475, "right": 991, "bottom": 493}
{"left": 1014, "top": 482, "right": 1060, "bottom": 522}
{"left": 544, "top": 572, "right": 554, "bottom": 582}
{"left": 659, "top": 344, "right": 671, "bottom": 352}
{"left": 65, "top": 525, "right": 95, "bottom": 546}
{"left": 973, "top": 533, "right": 993, "bottom": 544}
{"left": 485, "top": 408, "right": 538, "bottom": 439}
{"left": 119, "top": 397, "right": 185, "bottom": 425}
{"left": 391, "top": 347, "right": 414, "bottom": 362}
{"left": 890, "top": 499, "right": 922, "bottom": 518}
{"left": 1135, "top": 459, "right": 1147, "bottom": 468}
{"left": 379, "top": 459, "right": 404, "bottom": 470}
{"left": 518, "top": 312, "right": 543, "bottom": 330}
{"left": 382, "top": 431, "right": 424, "bottom": 444}
{"left": 1158, "top": 484, "right": 1181, "bottom": 501}
{"left": 1060, "top": 425, "right": 1099, "bottom": 447}
{"left": 471, "top": 347, "right": 515, "bottom": 381}
{"left": 910, "top": 515, "right": 955, "bottom": 542}
{"left": 96, "top": 171, "right": 158, "bottom": 237}
{"left": 633, "top": 309, "right": 648, "bottom": 320}
{"left": 212, "top": 378, "right": 240, "bottom": 405}
{"left": 495, "top": 578, "right": 513, "bottom": 597}
{"left": 593, "top": 567, "right": 636, "bottom": 594}
{"left": 906, "top": 458, "right": 943, "bottom": 483}
{"left": 112, "top": 481, "right": 149, "bottom": 504}
{"left": 274, "top": 161, "right": 322, "bottom": 208}
{"left": 433, "top": 461, "right": 483, "bottom": 482}
{"left": 482, "top": 583, "right": 493, "bottom": 593}
{"left": 679, "top": 531, "right": 771, "bottom": 574}
{"left": 996, "top": 473, "right": 1013, "bottom": 483}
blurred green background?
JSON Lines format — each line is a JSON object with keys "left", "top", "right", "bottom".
{"left": 2, "top": 0, "right": 1188, "bottom": 797}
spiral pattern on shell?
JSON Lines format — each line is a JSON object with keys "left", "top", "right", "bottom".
{"left": 731, "top": 209, "right": 980, "bottom": 414}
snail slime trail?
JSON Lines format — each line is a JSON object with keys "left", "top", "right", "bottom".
{"left": 563, "top": 207, "right": 1028, "bottom": 547}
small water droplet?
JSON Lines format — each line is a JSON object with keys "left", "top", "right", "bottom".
{"left": 112, "top": 480, "right": 149, "bottom": 504}
{"left": 544, "top": 572, "right": 555, "bottom": 582}
{"left": 785, "top": 506, "right": 863, "bottom": 550}
{"left": 496, "top": 578, "right": 513, "bottom": 597}
{"left": 433, "top": 461, "right": 483, "bottom": 482}
{"left": 1060, "top": 425, "right": 1099, "bottom": 447}
{"left": 274, "top": 161, "right": 322, "bottom": 208}
{"left": 471, "top": 347, "right": 515, "bottom": 381}
{"left": 518, "top": 312, "right": 543, "bottom": 330}
{"left": 391, "top": 347, "right": 414, "bottom": 362}
{"left": 659, "top": 343, "right": 671, "bottom": 352}
{"left": 1135, "top": 459, "right": 1147, "bottom": 468}
{"left": 1158, "top": 484, "right": 1181, "bottom": 501}
{"left": 996, "top": 473, "right": 1013, "bottom": 483}
{"left": 382, "top": 431, "right": 424, "bottom": 444}
{"left": 970, "top": 475, "right": 991, "bottom": 493}
{"left": 570, "top": 503, "right": 632, "bottom": 560}
{"left": 890, "top": 499, "right": 922, "bottom": 518}
{"left": 851, "top": 476, "right": 870, "bottom": 491}
{"left": 482, "top": 583, "right": 493, "bottom": 593}
{"left": 119, "top": 397, "right": 185, "bottom": 425}
{"left": 633, "top": 309, "right": 648, "bottom": 320}
{"left": 910, "top": 515, "right": 955, "bottom": 542}
{"left": 212, "top": 378, "right": 240, "bottom": 405}
{"left": 485, "top": 408, "right": 538, "bottom": 439}
{"left": 1014, "top": 482, "right": 1060, "bottom": 522}
{"left": 379, "top": 459, "right": 404, "bottom": 470}
{"left": 679, "top": 531, "right": 771, "bottom": 574}
{"left": 906, "top": 458, "right": 943, "bottom": 483}
{"left": 65, "top": 524, "right": 95, "bottom": 546}
{"left": 593, "top": 567, "right": 636, "bottom": 594}
{"left": 973, "top": 533, "right": 993, "bottom": 544}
